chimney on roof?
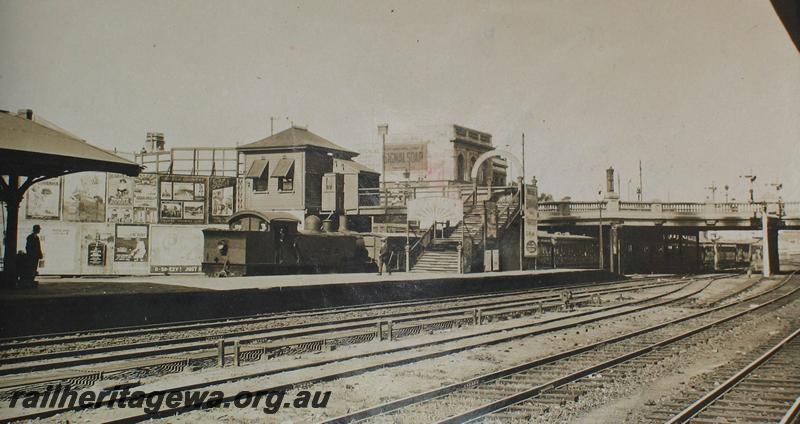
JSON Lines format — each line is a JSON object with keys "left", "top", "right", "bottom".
{"left": 17, "top": 109, "right": 34, "bottom": 120}
{"left": 146, "top": 132, "right": 166, "bottom": 152}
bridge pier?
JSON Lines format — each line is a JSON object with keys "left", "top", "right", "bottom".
{"left": 762, "top": 213, "right": 780, "bottom": 276}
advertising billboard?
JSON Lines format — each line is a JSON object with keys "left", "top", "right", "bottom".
{"left": 159, "top": 175, "right": 207, "bottom": 224}
{"left": 149, "top": 225, "right": 205, "bottom": 273}
{"left": 133, "top": 174, "right": 158, "bottom": 223}
{"left": 80, "top": 223, "right": 115, "bottom": 275}
{"left": 209, "top": 177, "right": 236, "bottom": 224}
{"left": 524, "top": 184, "right": 539, "bottom": 258}
{"left": 114, "top": 224, "right": 149, "bottom": 262}
{"left": 26, "top": 178, "right": 61, "bottom": 220}
{"left": 62, "top": 172, "right": 106, "bottom": 222}
{"left": 107, "top": 173, "right": 135, "bottom": 223}
{"left": 384, "top": 143, "right": 427, "bottom": 171}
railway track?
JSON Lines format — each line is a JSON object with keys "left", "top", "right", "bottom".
{"left": 1, "top": 276, "right": 669, "bottom": 350}
{"left": 0, "top": 277, "right": 692, "bottom": 391}
{"left": 0, "top": 276, "right": 674, "bottom": 361}
{"left": 660, "top": 326, "right": 800, "bottom": 423}
{"left": 321, "top": 272, "right": 798, "bottom": 424}
{"left": 0, "top": 274, "right": 735, "bottom": 422}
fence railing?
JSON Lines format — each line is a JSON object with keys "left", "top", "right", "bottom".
{"left": 407, "top": 222, "right": 436, "bottom": 271}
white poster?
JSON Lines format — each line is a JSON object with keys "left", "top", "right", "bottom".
{"left": 149, "top": 225, "right": 205, "bottom": 273}
{"left": 25, "top": 178, "right": 61, "bottom": 220}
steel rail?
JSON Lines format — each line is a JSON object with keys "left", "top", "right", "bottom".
{"left": 0, "top": 274, "right": 666, "bottom": 349}
{"left": 665, "top": 325, "right": 800, "bottom": 423}
{"left": 1, "top": 276, "right": 721, "bottom": 422}
{"left": 321, "top": 272, "right": 795, "bottom": 423}
{"left": 438, "top": 272, "right": 798, "bottom": 424}
{"left": 779, "top": 396, "right": 800, "bottom": 424}
{"left": 0, "top": 277, "right": 687, "bottom": 373}
{"left": 0, "top": 278, "right": 692, "bottom": 392}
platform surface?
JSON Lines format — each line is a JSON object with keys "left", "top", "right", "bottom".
{"left": 16, "top": 268, "right": 591, "bottom": 296}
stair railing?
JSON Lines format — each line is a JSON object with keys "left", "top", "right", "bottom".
{"left": 407, "top": 222, "right": 436, "bottom": 271}
{"left": 499, "top": 189, "right": 522, "bottom": 234}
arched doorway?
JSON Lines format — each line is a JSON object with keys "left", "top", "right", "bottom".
{"left": 469, "top": 157, "right": 477, "bottom": 182}
{"left": 456, "top": 154, "right": 465, "bottom": 181}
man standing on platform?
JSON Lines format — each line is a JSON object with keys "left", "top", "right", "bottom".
{"left": 378, "top": 238, "right": 392, "bottom": 276}
{"left": 25, "top": 225, "right": 43, "bottom": 285}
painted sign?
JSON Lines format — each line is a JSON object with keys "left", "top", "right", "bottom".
{"left": 384, "top": 143, "right": 427, "bottom": 171}
{"left": 407, "top": 197, "right": 463, "bottom": 229}
{"left": 149, "top": 225, "right": 204, "bottom": 273}
{"left": 159, "top": 175, "right": 207, "bottom": 224}
{"left": 524, "top": 184, "right": 539, "bottom": 258}
{"left": 63, "top": 172, "right": 106, "bottom": 222}
{"left": 114, "top": 224, "right": 149, "bottom": 262}
{"left": 209, "top": 177, "right": 236, "bottom": 224}
{"left": 26, "top": 178, "right": 61, "bottom": 220}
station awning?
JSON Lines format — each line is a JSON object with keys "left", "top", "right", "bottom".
{"left": 0, "top": 111, "right": 141, "bottom": 177}
{"left": 271, "top": 158, "right": 294, "bottom": 178}
{"left": 244, "top": 159, "right": 269, "bottom": 179}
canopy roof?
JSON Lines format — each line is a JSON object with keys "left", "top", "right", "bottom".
{"left": 0, "top": 111, "right": 141, "bottom": 178}
{"left": 229, "top": 210, "right": 301, "bottom": 224}
{"left": 238, "top": 126, "right": 357, "bottom": 157}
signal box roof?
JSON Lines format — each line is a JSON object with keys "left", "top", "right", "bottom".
{"left": 238, "top": 126, "right": 357, "bottom": 157}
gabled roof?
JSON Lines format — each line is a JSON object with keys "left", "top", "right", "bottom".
{"left": 238, "top": 126, "right": 357, "bottom": 156}
{"left": 0, "top": 111, "right": 141, "bottom": 177}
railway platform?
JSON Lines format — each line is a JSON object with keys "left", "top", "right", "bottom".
{"left": 0, "top": 269, "right": 617, "bottom": 338}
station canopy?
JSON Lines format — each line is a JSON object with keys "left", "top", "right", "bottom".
{"left": 0, "top": 111, "right": 141, "bottom": 177}
{"left": 1, "top": 110, "right": 141, "bottom": 286}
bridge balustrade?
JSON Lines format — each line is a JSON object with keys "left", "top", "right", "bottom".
{"left": 619, "top": 201, "right": 653, "bottom": 211}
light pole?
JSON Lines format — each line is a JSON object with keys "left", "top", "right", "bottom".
{"left": 598, "top": 190, "right": 604, "bottom": 270}
{"left": 705, "top": 182, "right": 717, "bottom": 203}
{"left": 378, "top": 124, "right": 388, "bottom": 208}
{"left": 739, "top": 174, "right": 757, "bottom": 203}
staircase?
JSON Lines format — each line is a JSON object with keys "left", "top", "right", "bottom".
{"left": 408, "top": 186, "right": 522, "bottom": 273}
{"left": 409, "top": 244, "right": 460, "bottom": 273}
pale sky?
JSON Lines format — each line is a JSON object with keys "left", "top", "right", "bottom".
{"left": 1, "top": 0, "right": 798, "bottom": 202}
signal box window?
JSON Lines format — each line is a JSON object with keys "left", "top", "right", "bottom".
{"left": 245, "top": 159, "right": 269, "bottom": 192}
{"left": 272, "top": 158, "right": 295, "bottom": 192}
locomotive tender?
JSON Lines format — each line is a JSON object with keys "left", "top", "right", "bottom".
{"left": 202, "top": 210, "right": 374, "bottom": 277}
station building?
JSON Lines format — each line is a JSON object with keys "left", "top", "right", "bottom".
{"left": 238, "top": 125, "right": 379, "bottom": 228}
{"left": 383, "top": 124, "right": 506, "bottom": 186}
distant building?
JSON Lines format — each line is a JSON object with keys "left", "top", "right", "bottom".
{"left": 238, "top": 126, "right": 379, "bottom": 226}
{"left": 383, "top": 124, "right": 499, "bottom": 185}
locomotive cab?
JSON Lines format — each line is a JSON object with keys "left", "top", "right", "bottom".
{"left": 203, "top": 210, "right": 301, "bottom": 277}
{"left": 202, "top": 210, "right": 372, "bottom": 277}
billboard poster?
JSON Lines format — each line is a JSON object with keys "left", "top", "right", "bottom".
{"left": 26, "top": 178, "right": 61, "bottom": 220}
{"left": 159, "top": 175, "right": 207, "bottom": 224}
{"left": 209, "top": 177, "right": 236, "bottom": 224}
{"left": 18, "top": 221, "right": 80, "bottom": 275}
{"left": 149, "top": 225, "right": 204, "bottom": 273}
{"left": 133, "top": 174, "right": 158, "bottom": 223}
{"left": 114, "top": 224, "right": 149, "bottom": 262}
{"left": 524, "top": 184, "right": 539, "bottom": 258}
{"left": 107, "top": 205, "right": 134, "bottom": 223}
{"left": 107, "top": 174, "right": 134, "bottom": 206}
{"left": 79, "top": 223, "right": 115, "bottom": 274}
{"left": 62, "top": 172, "right": 106, "bottom": 222}
{"left": 384, "top": 143, "right": 427, "bottom": 171}
{"left": 485, "top": 200, "right": 498, "bottom": 239}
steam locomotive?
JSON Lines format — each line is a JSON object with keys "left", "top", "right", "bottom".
{"left": 202, "top": 211, "right": 374, "bottom": 277}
